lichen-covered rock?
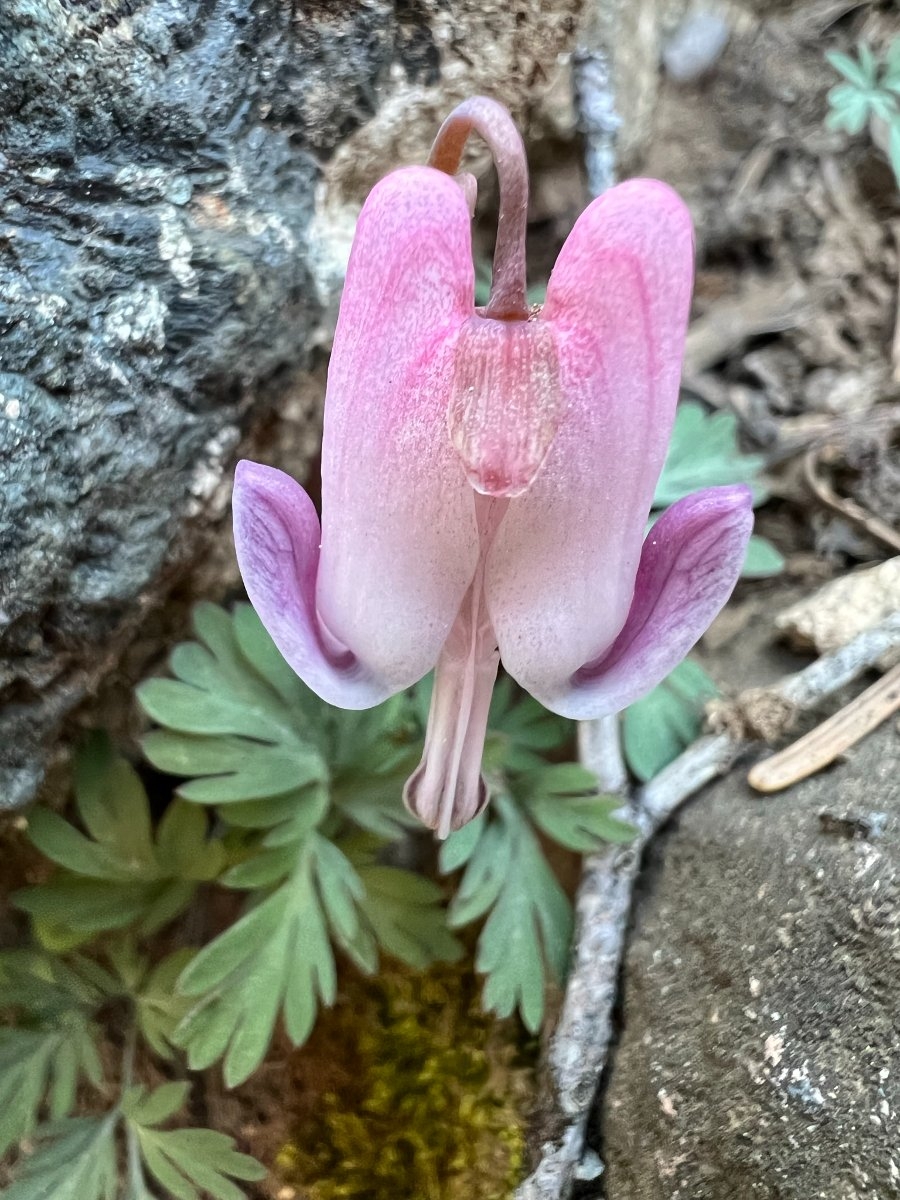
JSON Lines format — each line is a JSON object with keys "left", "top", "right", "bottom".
{"left": 599, "top": 722, "right": 900, "bottom": 1199}
{"left": 0, "top": 0, "right": 583, "bottom": 808}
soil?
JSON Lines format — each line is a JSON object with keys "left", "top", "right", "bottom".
{"left": 646, "top": 1, "right": 900, "bottom": 558}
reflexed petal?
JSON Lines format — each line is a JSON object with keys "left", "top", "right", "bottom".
{"left": 487, "top": 178, "right": 695, "bottom": 689}
{"left": 233, "top": 461, "right": 395, "bottom": 709}
{"left": 317, "top": 166, "right": 481, "bottom": 692}
{"left": 515, "top": 486, "right": 754, "bottom": 719}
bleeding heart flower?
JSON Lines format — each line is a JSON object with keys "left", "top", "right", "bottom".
{"left": 233, "top": 97, "right": 753, "bottom": 838}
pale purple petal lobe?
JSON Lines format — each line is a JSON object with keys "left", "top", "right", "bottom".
{"left": 233, "top": 460, "right": 395, "bottom": 709}
{"left": 518, "top": 485, "right": 753, "bottom": 719}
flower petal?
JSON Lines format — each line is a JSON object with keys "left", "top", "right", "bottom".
{"left": 233, "top": 460, "right": 394, "bottom": 709}
{"left": 486, "top": 178, "right": 695, "bottom": 693}
{"left": 317, "top": 165, "right": 481, "bottom": 691}
{"left": 448, "top": 316, "right": 564, "bottom": 498}
{"left": 518, "top": 485, "right": 754, "bottom": 719}
{"left": 402, "top": 582, "right": 499, "bottom": 839}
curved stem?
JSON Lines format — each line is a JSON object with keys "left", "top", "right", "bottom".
{"left": 428, "top": 96, "right": 529, "bottom": 321}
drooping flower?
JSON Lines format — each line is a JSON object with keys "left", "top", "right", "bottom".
{"left": 233, "top": 97, "right": 753, "bottom": 838}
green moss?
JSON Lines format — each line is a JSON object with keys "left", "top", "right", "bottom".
{"left": 278, "top": 960, "right": 535, "bottom": 1200}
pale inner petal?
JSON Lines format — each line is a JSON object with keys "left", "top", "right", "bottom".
{"left": 448, "top": 315, "right": 563, "bottom": 498}
{"left": 403, "top": 498, "right": 508, "bottom": 837}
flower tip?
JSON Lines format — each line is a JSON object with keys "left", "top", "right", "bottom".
{"left": 704, "top": 481, "right": 756, "bottom": 526}
{"left": 403, "top": 767, "right": 489, "bottom": 840}
{"left": 233, "top": 458, "right": 280, "bottom": 498}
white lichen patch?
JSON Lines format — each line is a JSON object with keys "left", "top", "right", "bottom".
{"left": 186, "top": 425, "right": 242, "bottom": 518}
{"left": 35, "top": 293, "right": 68, "bottom": 324}
{"left": 786, "top": 1065, "right": 826, "bottom": 1108}
{"left": 764, "top": 1031, "right": 784, "bottom": 1068}
{"left": 305, "top": 185, "right": 358, "bottom": 342}
{"left": 158, "top": 208, "right": 198, "bottom": 295}
{"left": 658, "top": 1088, "right": 679, "bottom": 1119}
{"left": 104, "top": 284, "right": 168, "bottom": 351}
{"left": 245, "top": 208, "right": 297, "bottom": 252}
{"left": 116, "top": 164, "right": 192, "bottom": 205}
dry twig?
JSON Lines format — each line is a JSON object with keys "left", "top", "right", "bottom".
{"left": 748, "top": 661, "right": 900, "bottom": 792}
{"left": 804, "top": 447, "right": 900, "bottom": 555}
{"left": 683, "top": 277, "right": 811, "bottom": 377}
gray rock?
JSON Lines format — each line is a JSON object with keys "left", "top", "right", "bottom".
{"left": 0, "top": 0, "right": 583, "bottom": 808}
{"left": 662, "top": 12, "right": 730, "bottom": 83}
{"left": 0, "top": 0, "right": 414, "bottom": 806}
{"left": 599, "top": 722, "right": 900, "bottom": 1199}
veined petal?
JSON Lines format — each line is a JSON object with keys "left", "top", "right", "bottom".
{"left": 519, "top": 486, "right": 754, "bottom": 719}
{"left": 486, "top": 179, "right": 695, "bottom": 692}
{"left": 448, "top": 316, "right": 563, "bottom": 498}
{"left": 317, "top": 165, "right": 480, "bottom": 691}
{"left": 233, "top": 461, "right": 393, "bottom": 709}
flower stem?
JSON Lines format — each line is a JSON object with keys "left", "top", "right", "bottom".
{"left": 428, "top": 96, "right": 529, "bottom": 321}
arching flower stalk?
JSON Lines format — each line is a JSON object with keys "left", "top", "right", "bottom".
{"left": 233, "top": 97, "right": 753, "bottom": 838}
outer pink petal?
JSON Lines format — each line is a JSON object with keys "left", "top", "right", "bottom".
{"left": 520, "top": 486, "right": 754, "bottom": 719}
{"left": 233, "top": 461, "right": 393, "bottom": 709}
{"left": 486, "top": 178, "right": 695, "bottom": 692}
{"left": 317, "top": 165, "right": 480, "bottom": 691}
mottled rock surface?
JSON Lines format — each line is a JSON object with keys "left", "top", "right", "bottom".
{"left": 599, "top": 720, "right": 900, "bottom": 1199}
{"left": 0, "top": 0, "right": 583, "bottom": 808}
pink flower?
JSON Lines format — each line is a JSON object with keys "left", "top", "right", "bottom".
{"left": 233, "top": 98, "right": 752, "bottom": 838}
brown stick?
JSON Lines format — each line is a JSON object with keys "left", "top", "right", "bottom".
{"left": 748, "top": 661, "right": 900, "bottom": 793}
{"left": 804, "top": 447, "right": 900, "bottom": 555}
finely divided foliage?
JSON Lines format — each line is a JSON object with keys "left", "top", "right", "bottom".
{"left": 826, "top": 39, "right": 900, "bottom": 186}
{"left": 0, "top": 944, "right": 262, "bottom": 1200}
{"left": 655, "top": 401, "right": 783, "bottom": 580}
{"left": 139, "top": 603, "right": 461, "bottom": 1086}
{"left": 439, "top": 682, "right": 635, "bottom": 1033}
{"left": 3, "top": 600, "right": 641, "bottom": 1196}
{"left": 135, "top": 604, "right": 636, "bottom": 1067}
{"left": 5, "top": 538, "right": 760, "bottom": 1188}
{"left": 623, "top": 658, "right": 719, "bottom": 784}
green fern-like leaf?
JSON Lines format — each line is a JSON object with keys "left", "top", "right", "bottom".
{"left": 827, "top": 45, "right": 877, "bottom": 90}
{"left": 654, "top": 402, "right": 767, "bottom": 506}
{"left": 175, "top": 826, "right": 461, "bottom": 1085}
{"left": 0, "top": 950, "right": 107, "bottom": 1155}
{"left": 623, "top": 658, "right": 719, "bottom": 783}
{"left": 4, "top": 1115, "right": 118, "bottom": 1200}
{"left": 174, "top": 835, "right": 336, "bottom": 1086}
{"left": 440, "top": 794, "right": 573, "bottom": 1032}
{"left": 140, "top": 602, "right": 328, "bottom": 805}
{"left": 0, "top": 948, "right": 115, "bottom": 1016}
{"left": 14, "top": 735, "right": 224, "bottom": 945}
{"left": 653, "top": 402, "right": 782, "bottom": 579}
{"left": 516, "top": 764, "right": 636, "bottom": 851}
{"left": 100, "top": 939, "right": 198, "bottom": 1061}
{"left": 483, "top": 674, "right": 573, "bottom": 774}
{"left": 0, "top": 1026, "right": 102, "bottom": 1157}
{"left": 825, "top": 43, "right": 900, "bottom": 148}
{"left": 352, "top": 862, "right": 464, "bottom": 971}
{"left": 140, "top": 603, "right": 418, "bottom": 837}
{"left": 123, "top": 1083, "right": 266, "bottom": 1200}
